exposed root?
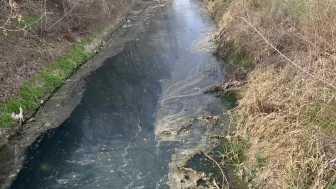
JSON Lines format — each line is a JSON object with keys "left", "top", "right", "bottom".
{"left": 203, "top": 151, "right": 229, "bottom": 188}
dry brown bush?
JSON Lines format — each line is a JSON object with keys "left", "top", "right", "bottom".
{"left": 45, "top": 0, "right": 130, "bottom": 38}
{"left": 207, "top": 0, "right": 336, "bottom": 188}
{"left": 0, "top": 0, "right": 132, "bottom": 37}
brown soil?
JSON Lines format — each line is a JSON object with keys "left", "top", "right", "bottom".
{"left": 0, "top": 0, "right": 136, "bottom": 103}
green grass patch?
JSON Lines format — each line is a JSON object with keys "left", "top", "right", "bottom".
{"left": 288, "top": 0, "right": 310, "bottom": 17}
{"left": 221, "top": 92, "right": 239, "bottom": 110}
{"left": 230, "top": 48, "right": 254, "bottom": 70}
{"left": 222, "top": 135, "right": 248, "bottom": 164}
{"left": 83, "top": 35, "right": 94, "bottom": 44}
{"left": 304, "top": 104, "right": 336, "bottom": 135}
{"left": 254, "top": 153, "right": 266, "bottom": 168}
{"left": 40, "top": 71, "right": 62, "bottom": 91}
{"left": 0, "top": 114, "right": 14, "bottom": 129}
{"left": 215, "top": 39, "right": 254, "bottom": 70}
{"left": 327, "top": 175, "right": 336, "bottom": 189}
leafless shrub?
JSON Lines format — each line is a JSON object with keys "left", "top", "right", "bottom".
{"left": 0, "top": 0, "right": 132, "bottom": 38}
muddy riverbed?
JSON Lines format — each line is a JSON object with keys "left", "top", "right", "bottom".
{"left": 1, "top": 0, "right": 238, "bottom": 188}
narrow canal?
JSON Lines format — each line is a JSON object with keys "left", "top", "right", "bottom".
{"left": 9, "top": 0, "right": 229, "bottom": 188}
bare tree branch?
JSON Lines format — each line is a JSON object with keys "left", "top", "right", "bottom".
{"left": 203, "top": 152, "right": 229, "bottom": 189}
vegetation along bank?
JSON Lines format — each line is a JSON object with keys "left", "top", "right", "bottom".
{"left": 0, "top": 0, "right": 138, "bottom": 129}
{"left": 206, "top": 0, "right": 336, "bottom": 188}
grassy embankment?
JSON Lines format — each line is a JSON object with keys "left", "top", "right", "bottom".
{"left": 0, "top": 36, "right": 96, "bottom": 128}
{"left": 207, "top": 0, "right": 336, "bottom": 188}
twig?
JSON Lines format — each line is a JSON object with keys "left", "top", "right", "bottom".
{"left": 239, "top": 16, "right": 336, "bottom": 89}
{"left": 203, "top": 152, "right": 228, "bottom": 189}
{"left": 213, "top": 179, "right": 221, "bottom": 189}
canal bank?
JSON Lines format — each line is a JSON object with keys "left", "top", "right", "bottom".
{"left": 1, "top": 1, "right": 167, "bottom": 188}
{"left": 206, "top": 0, "right": 336, "bottom": 188}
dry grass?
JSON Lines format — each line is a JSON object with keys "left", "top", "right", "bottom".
{"left": 207, "top": 0, "right": 336, "bottom": 188}
{"left": 235, "top": 66, "right": 336, "bottom": 188}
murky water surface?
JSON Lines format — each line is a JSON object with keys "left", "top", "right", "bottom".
{"left": 10, "top": 0, "right": 227, "bottom": 188}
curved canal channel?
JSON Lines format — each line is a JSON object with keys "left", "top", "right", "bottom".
{"left": 6, "top": 0, "right": 235, "bottom": 188}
